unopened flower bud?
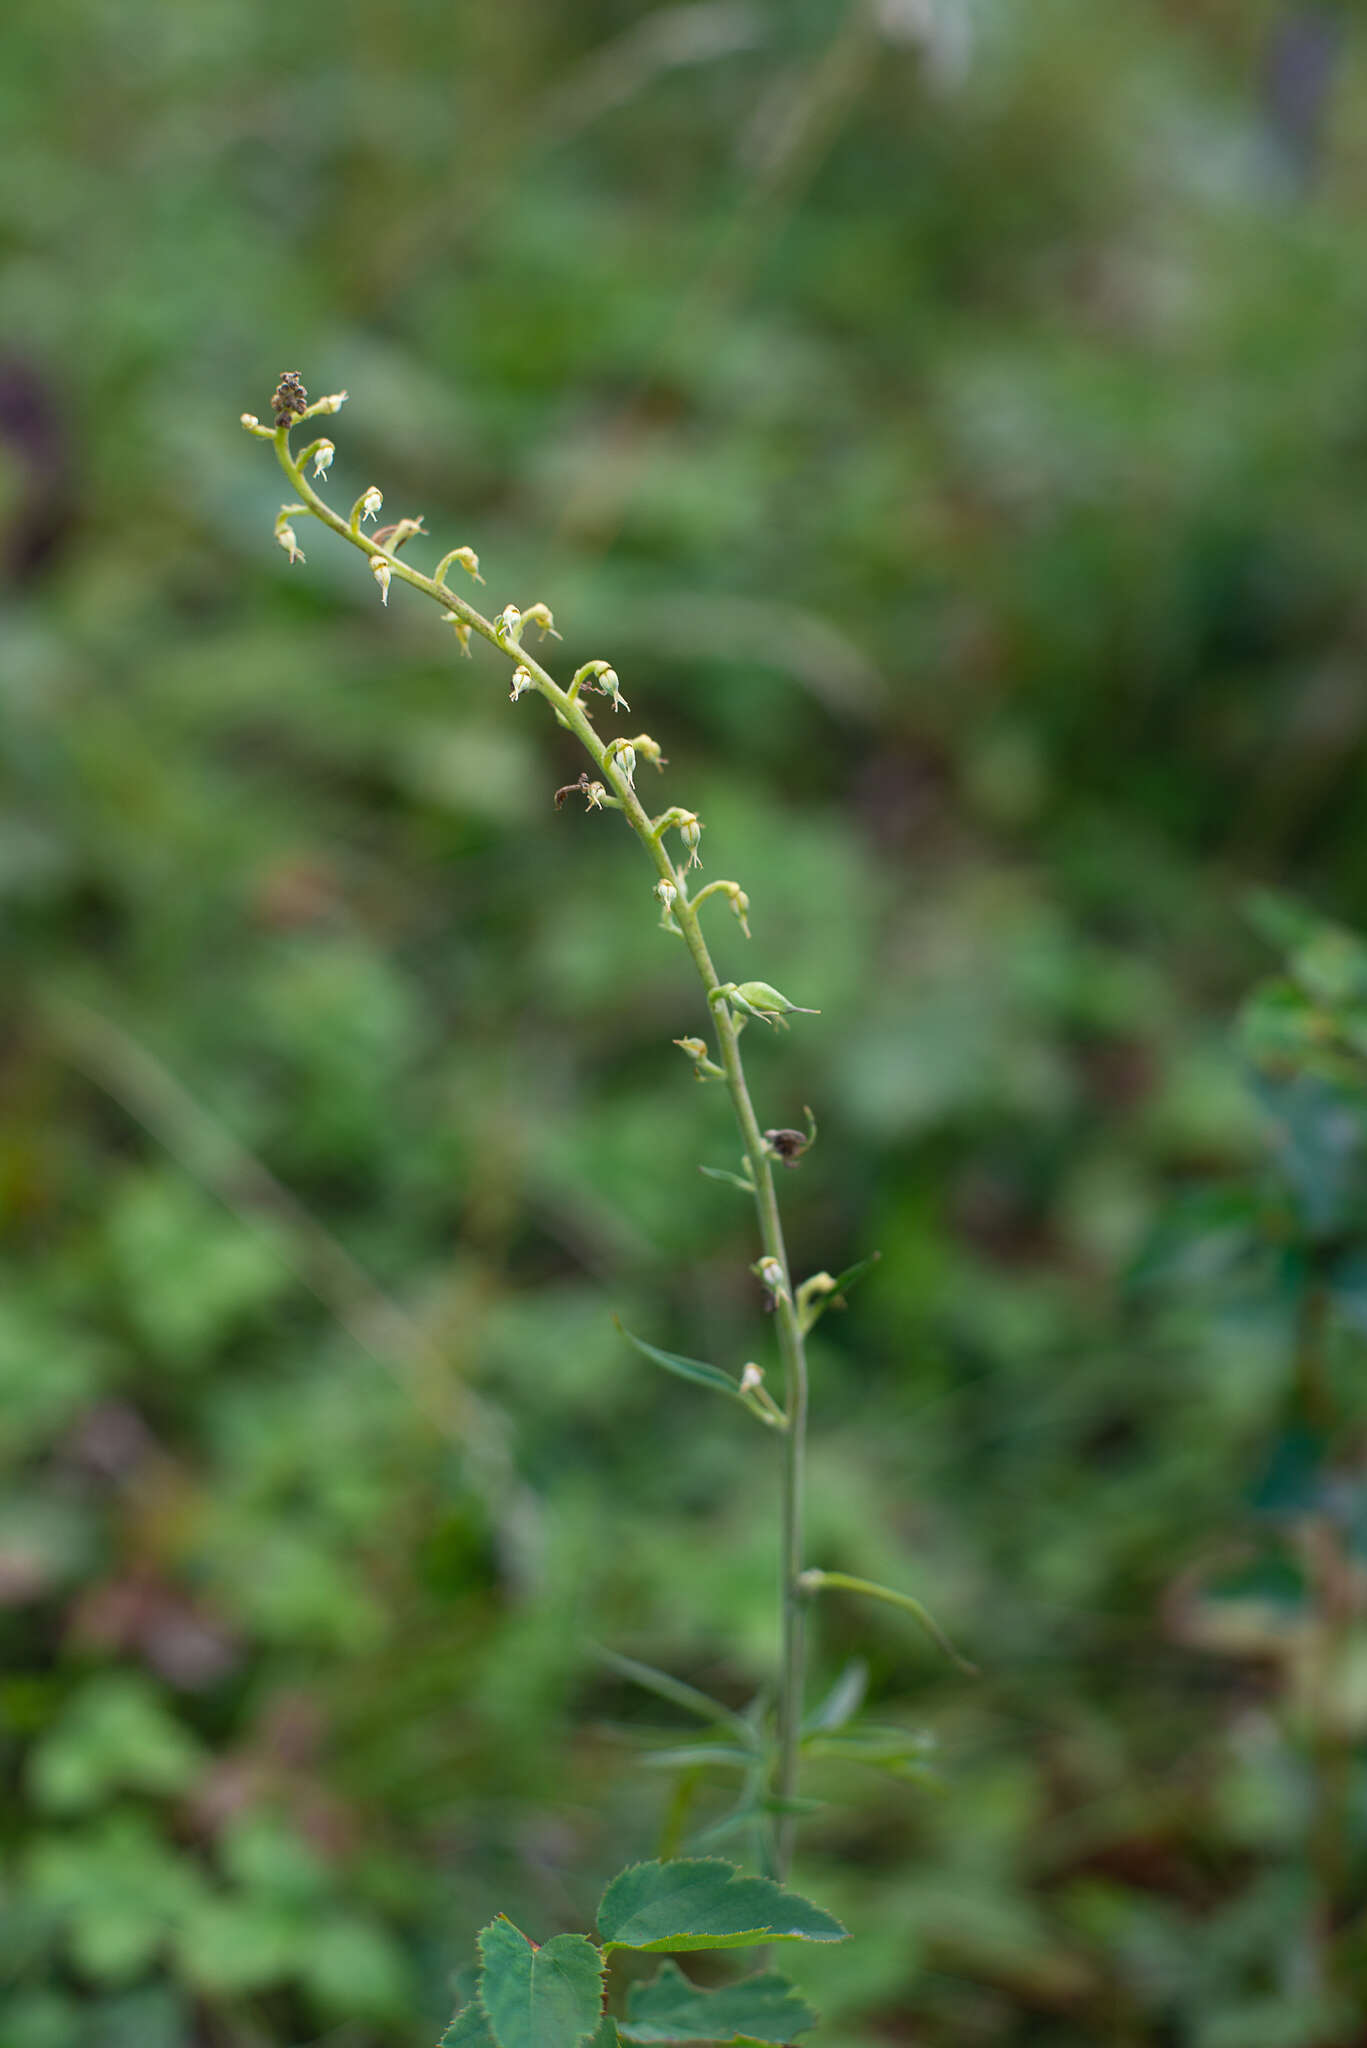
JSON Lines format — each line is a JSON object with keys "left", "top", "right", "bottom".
{"left": 655, "top": 877, "right": 678, "bottom": 912}
{"left": 309, "top": 391, "right": 349, "bottom": 415}
{"left": 728, "top": 887, "right": 751, "bottom": 939}
{"left": 584, "top": 781, "right": 609, "bottom": 809}
{"left": 796, "top": 1273, "right": 838, "bottom": 1326}
{"left": 628, "top": 734, "right": 667, "bottom": 772}
{"left": 370, "top": 555, "right": 392, "bottom": 604}
{"left": 509, "top": 665, "right": 534, "bottom": 702}
{"left": 679, "top": 816, "right": 703, "bottom": 869}
{"left": 440, "top": 610, "right": 472, "bottom": 656}
{"left": 597, "top": 666, "right": 628, "bottom": 712}
{"left": 275, "top": 522, "right": 304, "bottom": 565}
{"left": 673, "top": 1034, "right": 724, "bottom": 1080}
{"left": 739, "top": 1363, "right": 765, "bottom": 1396}
{"left": 522, "top": 601, "right": 561, "bottom": 641}
{"left": 311, "top": 439, "right": 335, "bottom": 479}
{"left": 495, "top": 604, "right": 523, "bottom": 645}
{"left": 240, "top": 412, "right": 261, "bottom": 429}
{"left": 752, "top": 1255, "right": 787, "bottom": 1299}
{"left": 613, "top": 743, "right": 637, "bottom": 786}
{"left": 436, "top": 546, "right": 484, "bottom": 585}
{"left": 727, "top": 980, "right": 819, "bottom": 1029}
{"left": 359, "top": 486, "right": 383, "bottom": 523}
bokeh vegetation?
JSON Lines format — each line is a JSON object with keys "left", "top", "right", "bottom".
{"left": 6, "top": 2, "right": 1367, "bottom": 2042}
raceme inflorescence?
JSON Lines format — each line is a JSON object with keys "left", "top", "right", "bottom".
{"left": 245, "top": 373, "right": 971, "bottom": 2048}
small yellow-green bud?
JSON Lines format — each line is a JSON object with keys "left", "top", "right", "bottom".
{"left": 627, "top": 734, "right": 667, "bottom": 772}
{"left": 310, "top": 439, "right": 335, "bottom": 479}
{"left": 370, "top": 555, "right": 392, "bottom": 604}
{"left": 495, "top": 604, "right": 523, "bottom": 645}
{"left": 522, "top": 601, "right": 561, "bottom": 641}
{"left": 679, "top": 815, "right": 703, "bottom": 869}
{"left": 441, "top": 610, "right": 473, "bottom": 656}
{"left": 728, "top": 887, "right": 751, "bottom": 939}
{"left": 436, "top": 546, "right": 484, "bottom": 585}
{"left": 613, "top": 742, "right": 637, "bottom": 786}
{"left": 509, "top": 665, "right": 534, "bottom": 702}
{"left": 673, "top": 1034, "right": 724, "bottom": 1080}
{"left": 307, "top": 391, "right": 349, "bottom": 415}
{"left": 275, "top": 522, "right": 304, "bottom": 565}
{"left": 752, "top": 1255, "right": 787, "bottom": 1298}
{"left": 726, "top": 980, "right": 819, "bottom": 1029}
{"left": 359, "top": 486, "right": 383, "bottom": 523}
{"left": 570, "top": 661, "right": 630, "bottom": 712}
{"left": 655, "top": 877, "right": 678, "bottom": 912}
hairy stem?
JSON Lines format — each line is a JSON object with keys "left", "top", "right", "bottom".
{"left": 270, "top": 417, "right": 811, "bottom": 1878}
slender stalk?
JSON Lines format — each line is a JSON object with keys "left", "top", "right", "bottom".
{"left": 268, "top": 412, "right": 812, "bottom": 1878}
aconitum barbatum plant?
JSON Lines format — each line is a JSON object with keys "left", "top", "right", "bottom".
{"left": 245, "top": 373, "right": 971, "bottom": 2048}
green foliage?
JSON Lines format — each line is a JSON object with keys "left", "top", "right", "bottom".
{"left": 620, "top": 1960, "right": 817, "bottom": 2045}
{"left": 11, "top": 2, "right": 1367, "bottom": 2042}
{"left": 597, "top": 1859, "right": 847, "bottom": 1954}
{"left": 615, "top": 1324, "right": 747, "bottom": 1402}
{"left": 475, "top": 1919, "right": 604, "bottom": 2048}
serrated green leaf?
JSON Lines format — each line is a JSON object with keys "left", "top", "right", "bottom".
{"left": 614, "top": 1322, "right": 742, "bottom": 1400}
{"left": 620, "top": 1960, "right": 818, "bottom": 2044}
{"left": 588, "top": 2021, "right": 620, "bottom": 2047}
{"left": 476, "top": 1919, "right": 603, "bottom": 2048}
{"left": 802, "top": 1658, "right": 868, "bottom": 1736}
{"left": 597, "top": 1860, "right": 847, "bottom": 1954}
{"left": 441, "top": 2002, "right": 498, "bottom": 2048}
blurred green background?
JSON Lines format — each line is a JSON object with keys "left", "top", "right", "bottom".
{"left": 8, "top": 1, "right": 1367, "bottom": 2042}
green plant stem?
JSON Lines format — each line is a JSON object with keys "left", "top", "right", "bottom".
{"left": 271, "top": 420, "right": 812, "bottom": 1880}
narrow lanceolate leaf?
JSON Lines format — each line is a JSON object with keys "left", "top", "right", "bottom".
{"left": 441, "top": 2003, "right": 497, "bottom": 2048}
{"left": 824, "top": 1251, "right": 882, "bottom": 1308}
{"left": 621, "top": 1962, "right": 818, "bottom": 2044}
{"left": 803, "top": 1722, "right": 937, "bottom": 1782}
{"left": 698, "top": 1165, "right": 755, "bottom": 1193}
{"left": 802, "top": 1657, "right": 868, "bottom": 1736}
{"left": 637, "top": 1744, "right": 753, "bottom": 1772}
{"left": 476, "top": 1918, "right": 603, "bottom": 2048}
{"left": 597, "top": 1859, "right": 847, "bottom": 1954}
{"left": 615, "top": 1322, "right": 742, "bottom": 1400}
{"left": 594, "top": 1645, "right": 755, "bottom": 1743}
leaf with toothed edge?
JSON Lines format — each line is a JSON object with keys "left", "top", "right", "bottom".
{"left": 597, "top": 1859, "right": 847, "bottom": 1954}
{"left": 620, "top": 1960, "right": 818, "bottom": 2044}
{"left": 440, "top": 2002, "right": 497, "bottom": 2047}
{"left": 475, "top": 1918, "right": 603, "bottom": 2048}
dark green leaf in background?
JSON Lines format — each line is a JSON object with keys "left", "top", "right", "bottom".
{"left": 620, "top": 1960, "right": 817, "bottom": 2045}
